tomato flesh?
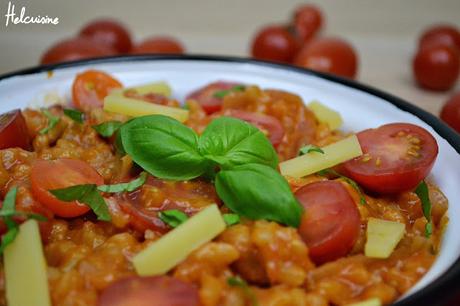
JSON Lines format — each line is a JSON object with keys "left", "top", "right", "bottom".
{"left": 72, "top": 70, "right": 122, "bottom": 111}
{"left": 295, "top": 180, "right": 361, "bottom": 264}
{"left": 343, "top": 123, "right": 438, "bottom": 194}
{"left": 0, "top": 109, "right": 31, "bottom": 150}
{"left": 30, "top": 159, "right": 104, "bottom": 218}
{"left": 223, "top": 109, "right": 285, "bottom": 147}
{"left": 98, "top": 276, "right": 199, "bottom": 306}
{"left": 186, "top": 81, "right": 243, "bottom": 114}
{"left": 131, "top": 37, "right": 185, "bottom": 54}
{"left": 79, "top": 19, "right": 132, "bottom": 53}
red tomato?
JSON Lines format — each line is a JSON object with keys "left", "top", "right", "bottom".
{"left": 251, "top": 25, "right": 300, "bottom": 63}
{"left": 295, "top": 181, "right": 360, "bottom": 264}
{"left": 224, "top": 109, "right": 285, "bottom": 147}
{"left": 30, "top": 159, "right": 104, "bottom": 218}
{"left": 440, "top": 92, "right": 460, "bottom": 133}
{"left": 186, "top": 81, "right": 243, "bottom": 114}
{"left": 79, "top": 18, "right": 132, "bottom": 53}
{"left": 131, "top": 36, "right": 185, "bottom": 54}
{"left": 419, "top": 24, "right": 460, "bottom": 50}
{"left": 0, "top": 110, "right": 31, "bottom": 150}
{"left": 40, "top": 37, "right": 117, "bottom": 65}
{"left": 293, "top": 4, "right": 324, "bottom": 42}
{"left": 343, "top": 123, "right": 438, "bottom": 194}
{"left": 412, "top": 44, "right": 460, "bottom": 91}
{"left": 98, "top": 276, "right": 199, "bottom": 306}
{"left": 72, "top": 70, "right": 122, "bottom": 111}
{"left": 294, "top": 37, "right": 358, "bottom": 79}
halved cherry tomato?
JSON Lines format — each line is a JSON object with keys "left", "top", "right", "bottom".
{"left": 30, "top": 159, "right": 104, "bottom": 218}
{"left": 186, "top": 81, "right": 243, "bottom": 114}
{"left": 295, "top": 180, "right": 361, "bottom": 264}
{"left": 419, "top": 24, "right": 460, "bottom": 50}
{"left": 412, "top": 44, "right": 460, "bottom": 91}
{"left": 72, "top": 70, "right": 122, "bottom": 111}
{"left": 440, "top": 92, "right": 460, "bottom": 133}
{"left": 251, "top": 24, "right": 301, "bottom": 63}
{"left": 343, "top": 123, "right": 438, "bottom": 194}
{"left": 79, "top": 18, "right": 132, "bottom": 53}
{"left": 40, "top": 37, "right": 117, "bottom": 65}
{"left": 294, "top": 37, "right": 358, "bottom": 79}
{"left": 293, "top": 4, "right": 324, "bottom": 42}
{"left": 98, "top": 276, "right": 199, "bottom": 306}
{"left": 224, "top": 109, "right": 285, "bottom": 147}
{"left": 131, "top": 36, "right": 185, "bottom": 54}
{"left": 0, "top": 110, "right": 31, "bottom": 150}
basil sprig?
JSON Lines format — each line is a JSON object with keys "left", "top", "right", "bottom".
{"left": 39, "top": 109, "right": 59, "bottom": 134}
{"left": 64, "top": 108, "right": 84, "bottom": 124}
{"left": 93, "top": 121, "right": 123, "bottom": 138}
{"left": 299, "top": 144, "right": 324, "bottom": 156}
{"left": 222, "top": 213, "right": 240, "bottom": 226}
{"left": 415, "top": 180, "right": 433, "bottom": 237}
{"left": 119, "top": 115, "right": 302, "bottom": 227}
{"left": 158, "top": 209, "right": 188, "bottom": 228}
{"left": 213, "top": 85, "right": 245, "bottom": 99}
{"left": 0, "top": 187, "right": 47, "bottom": 254}
{"left": 98, "top": 172, "right": 147, "bottom": 193}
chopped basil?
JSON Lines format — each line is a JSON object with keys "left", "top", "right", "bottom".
{"left": 415, "top": 180, "right": 433, "bottom": 238}
{"left": 227, "top": 276, "right": 258, "bottom": 306}
{"left": 0, "top": 211, "right": 47, "bottom": 221}
{"left": 158, "top": 210, "right": 188, "bottom": 228}
{"left": 93, "top": 120, "right": 123, "bottom": 138}
{"left": 222, "top": 213, "right": 240, "bottom": 226}
{"left": 318, "top": 169, "right": 367, "bottom": 205}
{"left": 64, "top": 108, "right": 84, "bottom": 123}
{"left": 213, "top": 85, "right": 246, "bottom": 99}
{"left": 98, "top": 172, "right": 147, "bottom": 193}
{"left": 50, "top": 184, "right": 111, "bottom": 221}
{"left": 299, "top": 144, "right": 324, "bottom": 156}
{"left": 39, "top": 109, "right": 60, "bottom": 134}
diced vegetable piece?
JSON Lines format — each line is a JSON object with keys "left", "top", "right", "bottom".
{"left": 104, "top": 93, "right": 189, "bottom": 122}
{"left": 308, "top": 101, "right": 343, "bottom": 130}
{"left": 4, "top": 220, "right": 51, "bottom": 306}
{"left": 279, "top": 135, "right": 362, "bottom": 178}
{"left": 365, "top": 218, "right": 405, "bottom": 259}
{"left": 347, "top": 298, "right": 382, "bottom": 306}
{"left": 133, "top": 204, "right": 226, "bottom": 276}
{"left": 113, "top": 81, "right": 172, "bottom": 97}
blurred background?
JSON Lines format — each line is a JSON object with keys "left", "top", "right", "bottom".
{"left": 1, "top": 0, "right": 460, "bottom": 117}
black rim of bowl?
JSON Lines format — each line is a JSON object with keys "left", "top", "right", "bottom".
{"left": 1, "top": 54, "right": 459, "bottom": 305}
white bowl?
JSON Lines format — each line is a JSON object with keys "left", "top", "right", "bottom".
{"left": 1, "top": 55, "right": 459, "bottom": 305}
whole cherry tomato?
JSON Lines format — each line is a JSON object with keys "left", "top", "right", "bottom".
{"left": 440, "top": 92, "right": 460, "bottom": 133}
{"left": 131, "top": 36, "right": 185, "bottom": 54}
{"left": 293, "top": 4, "right": 324, "bottom": 42}
{"left": 251, "top": 25, "right": 300, "bottom": 63}
{"left": 294, "top": 37, "right": 358, "bottom": 79}
{"left": 343, "top": 123, "right": 438, "bottom": 194}
{"left": 79, "top": 18, "right": 132, "bottom": 53}
{"left": 40, "top": 37, "right": 116, "bottom": 65}
{"left": 419, "top": 24, "right": 460, "bottom": 50}
{"left": 412, "top": 44, "right": 460, "bottom": 91}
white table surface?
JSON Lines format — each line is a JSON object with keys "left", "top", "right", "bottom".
{"left": 1, "top": 0, "right": 459, "bottom": 116}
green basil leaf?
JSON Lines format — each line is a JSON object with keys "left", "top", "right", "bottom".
{"left": 222, "top": 213, "right": 240, "bottom": 226}
{"left": 98, "top": 172, "right": 147, "bottom": 193}
{"left": 0, "top": 187, "right": 19, "bottom": 254}
{"left": 64, "top": 108, "right": 84, "bottom": 123}
{"left": 0, "top": 211, "right": 47, "bottom": 221}
{"left": 299, "top": 144, "right": 324, "bottom": 156}
{"left": 213, "top": 85, "right": 245, "bottom": 99}
{"left": 93, "top": 120, "right": 123, "bottom": 137}
{"left": 199, "top": 117, "right": 278, "bottom": 169}
{"left": 39, "top": 109, "right": 60, "bottom": 134}
{"left": 318, "top": 169, "right": 366, "bottom": 205}
{"left": 158, "top": 209, "right": 188, "bottom": 228}
{"left": 50, "top": 184, "right": 111, "bottom": 221}
{"left": 227, "top": 276, "right": 258, "bottom": 306}
{"left": 0, "top": 226, "right": 19, "bottom": 254}
{"left": 415, "top": 180, "right": 433, "bottom": 238}
{"left": 120, "top": 115, "right": 209, "bottom": 180}
{"left": 215, "top": 163, "right": 302, "bottom": 227}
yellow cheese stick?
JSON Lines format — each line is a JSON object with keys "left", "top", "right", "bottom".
{"left": 104, "top": 93, "right": 189, "bottom": 122}
{"left": 133, "top": 204, "right": 226, "bottom": 276}
{"left": 308, "top": 101, "right": 343, "bottom": 130}
{"left": 279, "top": 135, "right": 362, "bottom": 178}
{"left": 365, "top": 218, "right": 405, "bottom": 259}
{"left": 4, "top": 220, "right": 51, "bottom": 306}
{"left": 347, "top": 298, "right": 382, "bottom": 306}
{"left": 112, "top": 81, "right": 172, "bottom": 97}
